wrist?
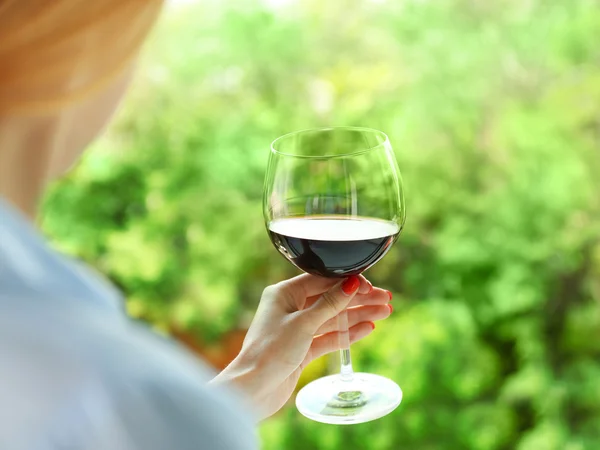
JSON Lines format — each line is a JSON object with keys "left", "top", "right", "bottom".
{"left": 211, "top": 350, "right": 268, "bottom": 408}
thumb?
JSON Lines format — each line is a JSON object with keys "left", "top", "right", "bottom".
{"left": 301, "top": 276, "right": 361, "bottom": 330}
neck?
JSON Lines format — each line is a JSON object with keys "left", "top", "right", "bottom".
{"left": 0, "top": 116, "right": 61, "bottom": 220}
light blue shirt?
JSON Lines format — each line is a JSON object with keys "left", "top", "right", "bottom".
{"left": 0, "top": 199, "right": 257, "bottom": 450}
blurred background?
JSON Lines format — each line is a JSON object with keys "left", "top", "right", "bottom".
{"left": 40, "top": 0, "right": 600, "bottom": 448}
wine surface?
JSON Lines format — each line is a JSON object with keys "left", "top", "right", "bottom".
{"left": 268, "top": 217, "right": 400, "bottom": 278}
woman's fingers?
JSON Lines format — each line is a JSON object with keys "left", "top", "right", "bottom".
{"left": 300, "top": 277, "right": 361, "bottom": 330}
{"left": 303, "top": 287, "right": 389, "bottom": 310}
{"left": 282, "top": 274, "right": 372, "bottom": 305}
{"left": 357, "top": 275, "right": 373, "bottom": 294}
{"left": 315, "top": 304, "right": 392, "bottom": 335}
{"left": 348, "top": 288, "right": 390, "bottom": 307}
{"left": 303, "top": 322, "right": 376, "bottom": 367}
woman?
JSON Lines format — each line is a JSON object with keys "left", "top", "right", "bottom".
{"left": 0, "top": 1, "right": 393, "bottom": 448}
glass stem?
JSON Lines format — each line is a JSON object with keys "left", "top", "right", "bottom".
{"left": 337, "top": 309, "right": 355, "bottom": 382}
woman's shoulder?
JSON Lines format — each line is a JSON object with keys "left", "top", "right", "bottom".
{"left": 0, "top": 300, "right": 258, "bottom": 450}
{"left": 0, "top": 199, "right": 258, "bottom": 449}
{"left": 0, "top": 199, "right": 124, "bottom": 313}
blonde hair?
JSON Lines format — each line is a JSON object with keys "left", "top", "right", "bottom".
{"left": 0, "top": 0, "right": 163, "bottom": 115}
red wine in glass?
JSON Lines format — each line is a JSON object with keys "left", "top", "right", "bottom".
{"left": 268, "top": 216, "right": 400, "bottom": 278}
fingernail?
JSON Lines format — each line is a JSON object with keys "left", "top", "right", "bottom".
{"left": 386, "top": 290, "right": 393, "bottom": 301}
{"left": 341, "top": 276, "right": 360, "bottom": 296}
{"left": 369, "top": 321, "right": 376, "bottom": 330}
{"left": 388, "top": 304, "right": 393, "bottom": 314}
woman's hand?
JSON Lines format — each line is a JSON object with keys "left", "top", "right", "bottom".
{"left": 211, "top": 274, "right": 393, "bottom": 420}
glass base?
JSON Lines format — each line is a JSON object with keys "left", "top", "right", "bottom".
{"left": 295, "top": 372, "right": 402, "bottom": 425}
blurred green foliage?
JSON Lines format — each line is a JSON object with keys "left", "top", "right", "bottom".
{"left": 41, "top": 0, "right": 600, "bottom": 448}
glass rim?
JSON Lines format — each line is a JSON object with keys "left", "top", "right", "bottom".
{"left": 270, "top": 126, "right": 390, "bottom": 159}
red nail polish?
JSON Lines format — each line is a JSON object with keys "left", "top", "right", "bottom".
{"left": 388, "top": 304, "right": 393, "bottom": 314}
{"left": 369, "top": 321, "right": 376, "bottom": 330}
{"left": 341, "top": 276, "right": 360, "bottom": 295}
{"left": 387, "top": 290, "right": 393, "bottom": 301}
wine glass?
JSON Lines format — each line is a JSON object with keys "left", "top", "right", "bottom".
{"left": 263, "top": 126, "right": 406, "bottom": 424}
